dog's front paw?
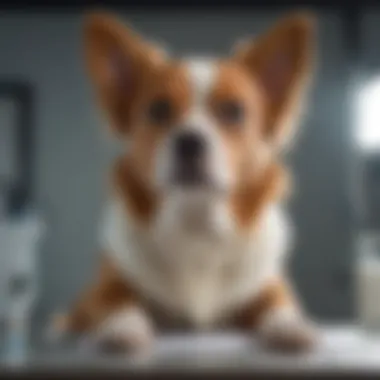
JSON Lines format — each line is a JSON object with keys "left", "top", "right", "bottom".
{"left": 82, "top": 307, "right": 154, "bottom": 355}
{"left": 258, "top": 308, "right": 317, "bottom": 353}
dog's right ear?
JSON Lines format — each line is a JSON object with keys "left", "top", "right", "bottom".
{"left": 84, "top": 12, "right": 166, "bottom": 136}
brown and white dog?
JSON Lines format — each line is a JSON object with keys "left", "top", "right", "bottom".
{"left": 52, "top": 11, "right": 317, "bottom": 353}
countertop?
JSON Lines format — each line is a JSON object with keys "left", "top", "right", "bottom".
{"left": 1, "top": 326, "right": 380, "bottom": 378}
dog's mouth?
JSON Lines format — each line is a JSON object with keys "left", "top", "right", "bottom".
{"left": 169, "top": 169, "right": 228, "bottom": 197}
{"left": 170, "top": 158, "right": 222, "bottom": 190}
{"left": 172, "top": 164, "right": 209, "bottom": 187}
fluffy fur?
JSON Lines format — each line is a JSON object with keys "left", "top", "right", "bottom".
{"left": 50, "top": 10, "right": 317, "bottom": 353}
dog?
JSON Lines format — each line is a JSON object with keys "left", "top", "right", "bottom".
{"left": 50, "top": 10, "right": 317, "bottom": 354}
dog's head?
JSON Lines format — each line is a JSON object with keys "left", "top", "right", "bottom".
{"left": 85, "top": 12, "right": 314, "bottom": 197}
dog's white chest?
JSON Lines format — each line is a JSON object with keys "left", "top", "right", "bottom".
{"left": 149, "top": 204, "right": 237, "bottom": 325}
{"left": 101, "top": 196, "right": 291, "bottom": 327}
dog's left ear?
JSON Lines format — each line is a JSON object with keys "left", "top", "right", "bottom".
{"left": 234, "top": 13, "right": 315, "bottom": 149}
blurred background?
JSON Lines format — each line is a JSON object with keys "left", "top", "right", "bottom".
{"left": 2, "top": 0, "right": 380, "bottom": 373}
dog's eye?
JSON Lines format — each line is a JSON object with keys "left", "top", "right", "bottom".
{"left": 148, "top": 98, "right": 173, "bottom": 124}
{"left": 216, "top": 100, "right": 245, "bottom": 125}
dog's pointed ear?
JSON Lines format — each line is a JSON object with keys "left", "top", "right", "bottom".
{"left": 234, "top": 13, "right": 315, "bottom": 149}
{"left": 84, "top": 12, "right": 167, "bottom": 136}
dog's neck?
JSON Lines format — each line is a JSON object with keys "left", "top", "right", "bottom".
{"left": 112, "top": 157, "right": 289, "bottom": 232}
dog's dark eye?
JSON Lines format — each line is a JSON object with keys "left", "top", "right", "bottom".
{"left": 216, "top": 100, "right": 245, "bottom": 124}
{"left": 148, "top": 98, "right": 173, "bottom": 124}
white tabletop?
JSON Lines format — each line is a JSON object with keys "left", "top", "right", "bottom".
{"left": 3, "top": 326, "right": 380, "bottom": 374}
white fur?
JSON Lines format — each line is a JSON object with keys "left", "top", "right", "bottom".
{"left": 155, "top": 57, "right": 233, "bottom": 192}
{"left": 92, "top": 306, "right": 153, "bottom": 349}
{"left": 257, "top": 306, "right": 315, "bottom": 346}
{"left": 258, "top": 307, "right": 300, "bottom": 336}
{"left": 186, "top": 57, "right": 216, "bottom": 106}
{"left": 100, "top": 57, "right": 293, "bottom": 329}
{"left": 101, "top": 195, "right": 292, "bottom": 328}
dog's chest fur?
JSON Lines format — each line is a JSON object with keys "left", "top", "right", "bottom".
{"left": 101, "top": 193, "right": 291, "bottom": 328}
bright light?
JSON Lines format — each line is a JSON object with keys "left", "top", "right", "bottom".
{"left": 357, "top": 77, "right": 380, "bottom": 151}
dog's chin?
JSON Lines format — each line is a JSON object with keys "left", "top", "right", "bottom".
{"left": 161, "top": 173, "right": 229, "bottom": 196}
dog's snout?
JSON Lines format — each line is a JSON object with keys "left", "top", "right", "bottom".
{"left": 174, "top": 132, "right": 205, "bottom": 160}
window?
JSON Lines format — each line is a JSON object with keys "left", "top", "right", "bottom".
{"left": 356, "top": 77, "right": 380, "bottom": 151}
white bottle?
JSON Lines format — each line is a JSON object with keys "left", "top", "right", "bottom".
{"left": 3, "top": 210, "right": 44, "bottom": 365}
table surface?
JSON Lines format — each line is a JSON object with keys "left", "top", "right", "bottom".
{"left": 1, "top": 326, "right": 380, "bottom": 376}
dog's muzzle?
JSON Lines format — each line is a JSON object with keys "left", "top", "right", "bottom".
{"left": 172, "top": 131, "right": 208, "bottom": 187}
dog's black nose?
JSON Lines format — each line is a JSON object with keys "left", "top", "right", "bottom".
{"left": 174, "top": 132, "right": 205, "bottom": 160}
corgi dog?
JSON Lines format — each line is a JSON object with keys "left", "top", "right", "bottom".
{"left": 51, "top": 11, "right": 317, "bottom": 353}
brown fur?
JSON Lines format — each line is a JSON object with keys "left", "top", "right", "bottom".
{"left": 127, "top": 62, "right": 192, "bottom": 186}
{"left": 112, "top": 154, "right": 290, "bottom": 229}
{"left": 59, "top": 255, "right": 138, "bottom": 333}
{"left": 58, "top": 258, "right": 296, "bottom": 334}
{"left": 231, "top": 162, "right": 290, "bottom": 229}
{"left": 58, "top": 12, "right": 315, "bottom": 341}
{"left": 112, "top": 157, "right": 158, "bottom": 224}
{"left": 84, "top": 12, "right": 168, "bottom": 136}
{"left": 84, "top": 12, "right": 311, "bottom": 228}
{"left": 235, "top": 12, "right": 315, "bottom": 148}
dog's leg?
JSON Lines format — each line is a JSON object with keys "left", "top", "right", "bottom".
{"left": 48, "top": 255, "right": 153, "bottom": 354}
{"left": 236, "top": 278, "right": 317, "bottom": 352}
